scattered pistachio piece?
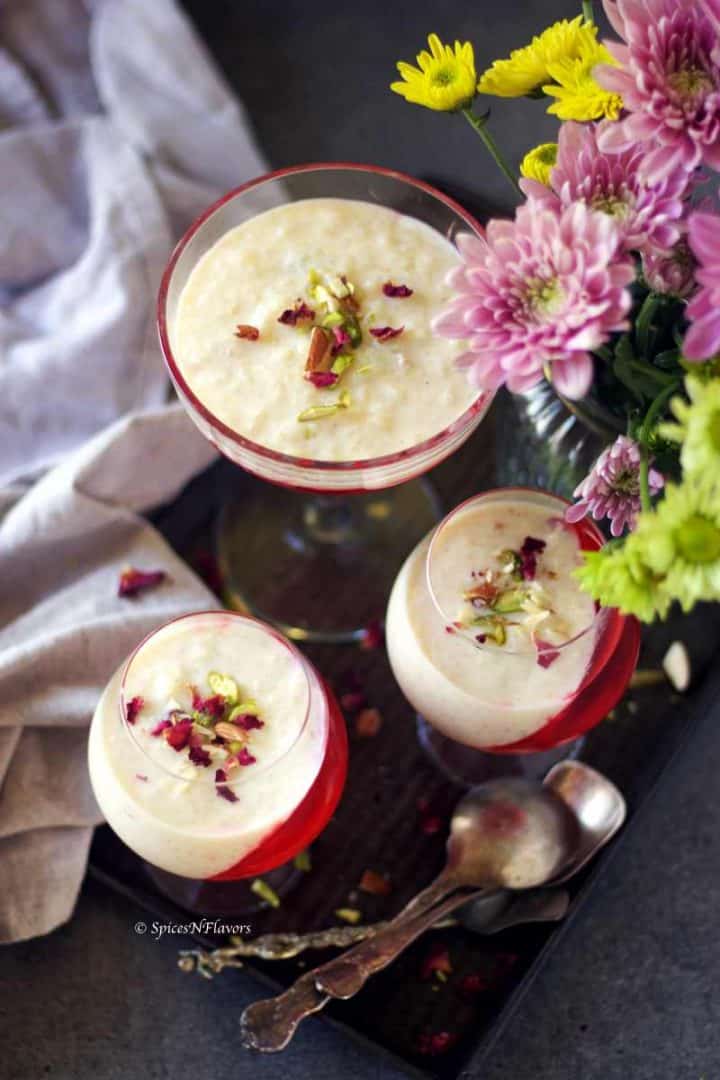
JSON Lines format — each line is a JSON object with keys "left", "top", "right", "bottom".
{"left": 629, "top": 669, "right": 667, "bottom": 689}
{"left": 251, "top": 879, "right": 281, "bottom": 909}
{"left": 335, "top": 907, "right": 362, "bottom": 925}
{"left": 293, "top": 850, "right": 312, "bottom": 873}
{"left": 229, "top": 700, "right": 259, "bottom": 718}
{"left": 493, "top": 587, "right": 528, "bottom": 614}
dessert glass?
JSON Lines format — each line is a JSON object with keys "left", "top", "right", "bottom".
{"left": 386, "top": 488, "right": 641, "bottom": 784}
{"left": 88, "top": 611, "right": 347, "bottom": 913}
{"left": 157, "top": 164, "right": 492, "bottom": 643}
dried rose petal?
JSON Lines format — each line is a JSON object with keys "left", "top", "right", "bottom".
{"left": 118, "top": 567, "right": 166, "bottom": 598}
{"left": 519, "top": 536, "right": 546, "bottom": 581}
{"left": 215, "top": 768, "right": 227, "bottom": 783}
{"left": 234, "top": 713, "right": 264, "bottom": 732}
{"left": 305, "top": 370, "right": 339, "bottom": 388}
{"left": 188, "top": 744, "right": 212, "bottom": 767}
{"left": 125, "top": 696, "right": 144, "bottom": 725}
{"left": 369, "top": 325, "right": 404, "bottom": 342}
{"left": 535, "top": 639, "right": 560, "bottom": 669}
{"left": 235, "top": 324, "right": 260, "bottom": 340}
{"left": 417, "top": 1031, "right": 457, "bottom": 1056}
{"left": 237, "top": 747, "right": 257, "bottom": 766}
{"left": 355, "top": 707, "right": 383, "bottom": 738}
{"left": 420, "top": 814, "right": 443, "bottom": 836}
{"left": 217, "top": 785, "right": 238, "bottom": 803}
{"left": 475, "top": 634, "right": 487, "bottom": 644}
{"left": 165, "top": 718, "right": 193, "bottom": 751}
{"left": 421, "top": 943, "right": 453, "bottom": 981}
{"left": 135, "top": 773, "right": 149, "bottom": 783}
{"left": 191, "top": 689, "right": 226, "bottom": 718}
{"left": 382, "top": 282, "right": 413, "bottom": 298}
{"left": 359, "top": 869, "right": 392, "bottom": 896}
{"left": 278, "top": 300, "right": 315, "bottom": 326}
{"left": 460, "top": 973, "right": 489, "bottom": 995}
{"left": 359, "top": 619, "right": 384, "bottom": 650}
{"left": 150, "top": 718, "right": 172, "bottom": 737}
{"left": 332, "top": 326, "right": 352, "bottom": 351}
{"left": 340, "top": 690, "right": 367, "bottom": 713}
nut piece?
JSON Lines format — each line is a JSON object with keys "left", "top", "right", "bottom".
{"left": 214, "top": 721, "right": 248, "bottom": 743}
{"left": 663, "top": 641, "right": 691, "bottom": 692}
{"left": 305, "top": 326, "right": 334, "bottom": 372}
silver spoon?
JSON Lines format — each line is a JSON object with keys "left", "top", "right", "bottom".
{"left": 240, "top": 766, "right": 624, "bottom": 1051}
{"left": 241, "top": 776, "right": 581, "bottom": 1051}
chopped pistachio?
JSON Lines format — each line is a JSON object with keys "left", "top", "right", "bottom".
{"left": 251, "top": 878, "right": 281, "bottom": 908}
{"left": 208, "top": 672, "right": 239, "bottom": 703}
{"left": 493, "top": 587, "right": 528, "bottom": 614}
{"left": 357, "top": 364, "right": 374, "bottom": 375}
{"left": 471, "top": 615, "right": 507, "bottom": 645}
{"left": 297, "top": 401, "right": 345, "bottom": 422}
{"left": 331, "top": 353, "right": 354, "bottom": 376}
{"left": 499, "top": 549, "right": 523, "bottom": 579}
{"left": 322, "top": 311, "right": 345, "bottom": 329}
{"left": 229, "top": 700, "right": 259, "bottom": 720}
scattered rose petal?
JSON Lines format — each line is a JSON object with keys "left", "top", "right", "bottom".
{"left": 417, "top": 1031, "right": 457, "bottom": 1056}
{"left": 460, "top": 973, "right": 489, "bottom": 995}
{"left": 382, "top": 282, "right": 413, "bottom": 298}
{"left": 332, "top": 326, "right": 352, "bottom": 351}
{"left": 118, "top": 567, "right": 167, "bottom": 598}
{"left": 237, "top": 747, "right": 257, "bottom": 766}
{"left": 370, "top": 325, "right": 404, "bottom": 342}
{"left": 355, "top": 707, "right": 383, "bottom": 738}
{"left": 217, "top": 785, "right": 238, "bottom": 803}
{"left": 359, "top": 869, "right": 392, "bottom": 896}
{"left": 125, "top": 696, "right": 144, "bottom": 725}
{"left": 235, "top": 324, "right": 260, "bottom": 340}
{"left": 188, "top": 744, "right": 212, "bottom": 767}
{"left": 340, "top": 690, "right": 367, "bottom": 713}
{"left": 475, "top": 634, "right": 487, "bottom": 644}
{"left": 421, "top": 943, "right": 453, "bottom": 981}
{"left": 278, "top": 300, "right": 315, "bottom": 326}
{"left": 305, "top": 370, "right": 339, "bottom": 388}
{"left": 215, "top": 768, "right": 228, "bottom": 783}
{"left": 359, "top": 619, "right": 384, "bottom": 650}
{"left": 165, "top": 718, "right": 193, "bottom": 751}
{"left": 519, "top": 536, "right": 546, "bottom": 580}
{"left": 135, "top": 773, "right": 148, "bottom": 783}
{"left": 420, "top": 815, "right": 443, "bottom": 836}
{"left": 150, "top": 718, "right": 172, "bottom": 737}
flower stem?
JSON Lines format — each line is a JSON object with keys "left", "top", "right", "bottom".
{"left": 638, "top": 380, "right": 680, "bottom": 514}
{"left": 582, "top": 0, "right": 595, "bottom": 22}
{"left": 461, "top": 107, "right": 522, "bottom": 198}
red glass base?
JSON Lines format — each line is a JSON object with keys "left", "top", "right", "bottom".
{"left": 210, "top": 682, "right": 348, "bottom": 881}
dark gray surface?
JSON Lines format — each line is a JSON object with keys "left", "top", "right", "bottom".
{"left": 2, "top": 2, "right": 719, "bottom": 1079}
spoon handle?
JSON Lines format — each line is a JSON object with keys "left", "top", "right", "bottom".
{"left": 314, "top": 885, "right": 480, "bottom": 999}
{"left": 240, "top": 970, "right": 329, "bottom": 1052}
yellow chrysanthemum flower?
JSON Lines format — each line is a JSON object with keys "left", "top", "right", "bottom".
{"left": 477, "top": 16, "right": 596, "bottom": 99}
{"left": 544, "top": 42, "right": 623, "bottom": 121}
{"left": 391, "top": 33, "right": 477, "bottom": 112}
{"left": 520, "top": 142, "right": 558, "bottom": 185}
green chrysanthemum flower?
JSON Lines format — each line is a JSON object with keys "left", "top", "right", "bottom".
{"left": 659, "top": 374, "right": 720, "bottom": 480}
{"left": 574, "top": 536, "right": 670, "bottom": 622}
{"left": 636, "top": 479, "right": 720, "bottom": 612}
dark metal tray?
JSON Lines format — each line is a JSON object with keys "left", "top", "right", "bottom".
{"left": 88, "top": 409, "right": 720, "bottom": 1078}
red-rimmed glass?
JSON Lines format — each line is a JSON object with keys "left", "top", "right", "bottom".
{"left": 157, "top": 164, "right": 492, "bottom": 642}
{"left": 386, "top": 488, "right": 640, "bottom": 785}
{"left": 89, "top": 611, "right": 348, "bottom": 913}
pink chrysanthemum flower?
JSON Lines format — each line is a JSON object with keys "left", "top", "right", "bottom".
{"left": 566, "top": 435, "right": 664, "bottom": 537}
{"left": 520, "top": 121, "right": 689, "bottom": 255}
{"left": 595, "top": 0, "right": 720, "bottom": 184}
{"left": 433, "top": 203, "right": 635, "bottom": 400}
{"left": 684, "top": 211, "right": 720, "bottom": 360}
{"left": 642, "top": 234, "right": 697, "bottom": 298}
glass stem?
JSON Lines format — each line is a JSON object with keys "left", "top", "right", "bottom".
{"left": 638, "top": 380, "right": 680, "bottom": 514}
{"left": 461, "top": 108, "right": 522, "bottom": 199}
